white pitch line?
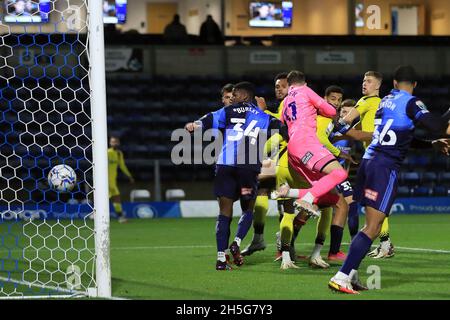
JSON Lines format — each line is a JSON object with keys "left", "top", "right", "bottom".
{"left": 112, "top": 243, "right": 450, "bottom": 254}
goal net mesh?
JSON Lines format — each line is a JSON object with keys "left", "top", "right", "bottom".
{"left": 0, "top": 0, "right": 98, "bottom": 298}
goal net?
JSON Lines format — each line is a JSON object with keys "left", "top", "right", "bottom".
{"left": 0, "top": 0, "right": 110, "bottom": 298}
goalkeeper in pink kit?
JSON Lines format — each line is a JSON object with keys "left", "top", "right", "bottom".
{"left": 276, "top": 71, "right": 350, "bottom": 216}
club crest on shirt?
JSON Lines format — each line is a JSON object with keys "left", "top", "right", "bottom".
{"left": 365, "top": 189, "right": 379, "bottom": 201}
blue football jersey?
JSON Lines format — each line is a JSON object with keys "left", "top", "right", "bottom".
{"left": 199, "top": 102, "right": 283, "bottom": 172}
{"left": 364, "top": 89, "right": 430, "bottom": 169}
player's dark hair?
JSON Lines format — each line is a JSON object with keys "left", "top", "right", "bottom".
{"left": 325, "top": 85, "right": 344, "bottom": 97}
{"left": 234, "top": 81, "right": 256, "bottom": 99}
{"left": 287, "top": 70, "right": 306, "bottom": 86}
{"left": 393, "top": 65, "right": 417, "bottom": 84}
{"left": 221, "top": 83, "right": 234, "bottom": 96}
{"left": 274, "top": 72, "right": 288, "bottom": 83}
{"left": 341, "top": 99, "right": 356, "bottom": 108}
{"left": 364, "top": 71, "right": 383, "bottom": 83}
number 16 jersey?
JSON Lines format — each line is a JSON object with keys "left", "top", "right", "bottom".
{"left": 364, "top": 89, "right": 431, "bottom": 170}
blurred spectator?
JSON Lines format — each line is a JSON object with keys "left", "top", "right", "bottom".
{"left": 163, "top": 14, "right": 190, "bottom": 44}
{"left": 199, "top": 15, "right": 223, "bottom": 45}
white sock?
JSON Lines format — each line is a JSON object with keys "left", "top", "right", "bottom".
{"left": 282, "top": 251, "right": 291, "bottom": 262}
{"left": 253, "top": 233, "right": 263, "bottom": 243}
{"left": 349, "top": 269, "right": 358, "bottom": 281}
{"left": 311, "top": 243, "right": 323, "bottom": 259}
{"left": 234, "top": 237, "right": 241, "bottom": 247}
{"left": 287, "top": 189, "right": 300, "bottom": 198}
{"left": 218, "top": 251, "right": 226, "bottom": 262}
{"left": 336, "top": 271, "right": 350, "bottom": 279}
{"left": 301, "top": 192, "right": 314, "bottom": 204}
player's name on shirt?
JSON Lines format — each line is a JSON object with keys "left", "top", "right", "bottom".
{"left": 233, "top": 105, "right": 260, "bottom": 114}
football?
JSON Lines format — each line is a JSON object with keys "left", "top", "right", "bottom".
{"left": 48, "top": 165, "right": 77, "bottom": 192}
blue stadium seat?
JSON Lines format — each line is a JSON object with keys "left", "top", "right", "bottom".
{"left": 421, "top": 172, "right": 438, "bottom": 184}
{"left": 432, "top": 157, "right": 448, "bottom": 171}
{"left": 401, "top": 172, "right": 420, "bottom": 186}
{"left": 432, "top": 186, "right": 449, "bottom": 197}
{"left": 439, "top": 172, "right": 450, "bottom": 185}
{"left": 397, "top": 186, "right": 411, "bottom": 197}
{"left": 411, "top": 186, "right": 431, "bottom": 197}
{"left": 408, "top": 155, "right": 430, "bottom": 169}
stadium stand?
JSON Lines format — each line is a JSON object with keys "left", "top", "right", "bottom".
{"left": 103, "top": 73, "right": 450, "bottom": 197}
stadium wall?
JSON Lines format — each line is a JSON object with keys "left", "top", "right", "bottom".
{"left": 2, "top": 198, "right": 447, "bottom": 220}
{"left": 106, "top": 45, "right": 450, "bottom": 78}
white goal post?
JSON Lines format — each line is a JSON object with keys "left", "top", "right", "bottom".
{"left": 0, "top": 0, "right": 111, "bottom": 299}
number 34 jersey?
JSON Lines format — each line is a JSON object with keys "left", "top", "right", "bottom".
{"left": 364, "top": 89, "right": 430, "bottom": 170}
{"left": 198, "top": 102, "right": 284, "bottom": 172}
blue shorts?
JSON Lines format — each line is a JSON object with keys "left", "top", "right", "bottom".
{"left": 214, "top": 165, "right": 259, "bottom": 201}
{"left": 353, "top": 159, "right": 398, "bottom": 216}
{"left": 336, "top": 180, "right": 354, "bottom": 198}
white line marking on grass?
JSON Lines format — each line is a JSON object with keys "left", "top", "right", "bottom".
{"left": 112, "top": 243, "right": 450, "bottom": 254}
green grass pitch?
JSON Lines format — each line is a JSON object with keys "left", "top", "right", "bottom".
{"left": 110, "top": 214, "right": 450, "bottom": 300}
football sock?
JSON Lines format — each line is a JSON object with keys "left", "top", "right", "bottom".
{"left": 380, "top": 218, "right": 390, "bottom": 242}
{"left": 329, "top": 225, "right": 344, "bottom": 255}
{"left": 251, "top": 233, "right": 263, "bottom": 243}
{"left": 280, "top": 212, "right": 295, "bottom": 251}
{"left": 216, "top": 214, "right": 231, "bottom": 252}
{"left": 235, "top": 210, "right": 253, "bottom": 243}
{"left": 311, "top": 243, "right": 323, "bottom": 259}
{"left": 316, "top": 207, "right": 332, "bottom": 243}
{"left": 340, "top": 231, "right": 373, "bottom": 275}
{"left": 217, "top": 251, "right": 226, "bottom": 263}
{"left": 253, "top": 195, "right": 268, "bottom": 235}
{"left": 113, "top": 202, "right": 123, "bottom": 217}
{"left": 347, "top": 202, "right": 359, "bottom": 239}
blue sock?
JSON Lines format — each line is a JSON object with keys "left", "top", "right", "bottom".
{"left": 347, "top": 202, "right": 359, "bottom": 239}
{"left": 340, "top": 231, "right": 373, "bottom": 275}
{"left": 235, "top": 211, "right": 253, "bottom": 241}
{"left": 216, "top": 214, "right": 231, "bottom": 252}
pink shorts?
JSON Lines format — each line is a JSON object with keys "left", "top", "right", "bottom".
{"left": 288, "top": 143, "right": 336, "bottom": 177}
{"left": 288, "top": 151, "right": 339, "bottom": 207}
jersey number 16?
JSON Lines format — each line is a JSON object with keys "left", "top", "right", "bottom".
{"left": 373, "top": 118, "right": 397, "bottom": 146}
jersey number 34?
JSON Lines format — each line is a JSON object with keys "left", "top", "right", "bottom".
{"left": 228, "top": 118, "right": 260, "bottom": 145}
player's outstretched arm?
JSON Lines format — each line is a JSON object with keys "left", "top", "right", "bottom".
{"left": 185, "top": 107, "right": 226, "bottom": 133}
{"left": 332, "top": 128, "right": 373, "bottom": 142}
{"left": 184, "top": 121, "right": 202, "bottom": 133}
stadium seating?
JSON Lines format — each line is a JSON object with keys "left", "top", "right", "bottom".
{"left": 130, "top": 189, "right": 151, "bottom": 202}
{"left": 165, "top": 189, "right": 186, "bottom": 201}
{"left": 102, "top": 74, "right": 450, "bottom": 193}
